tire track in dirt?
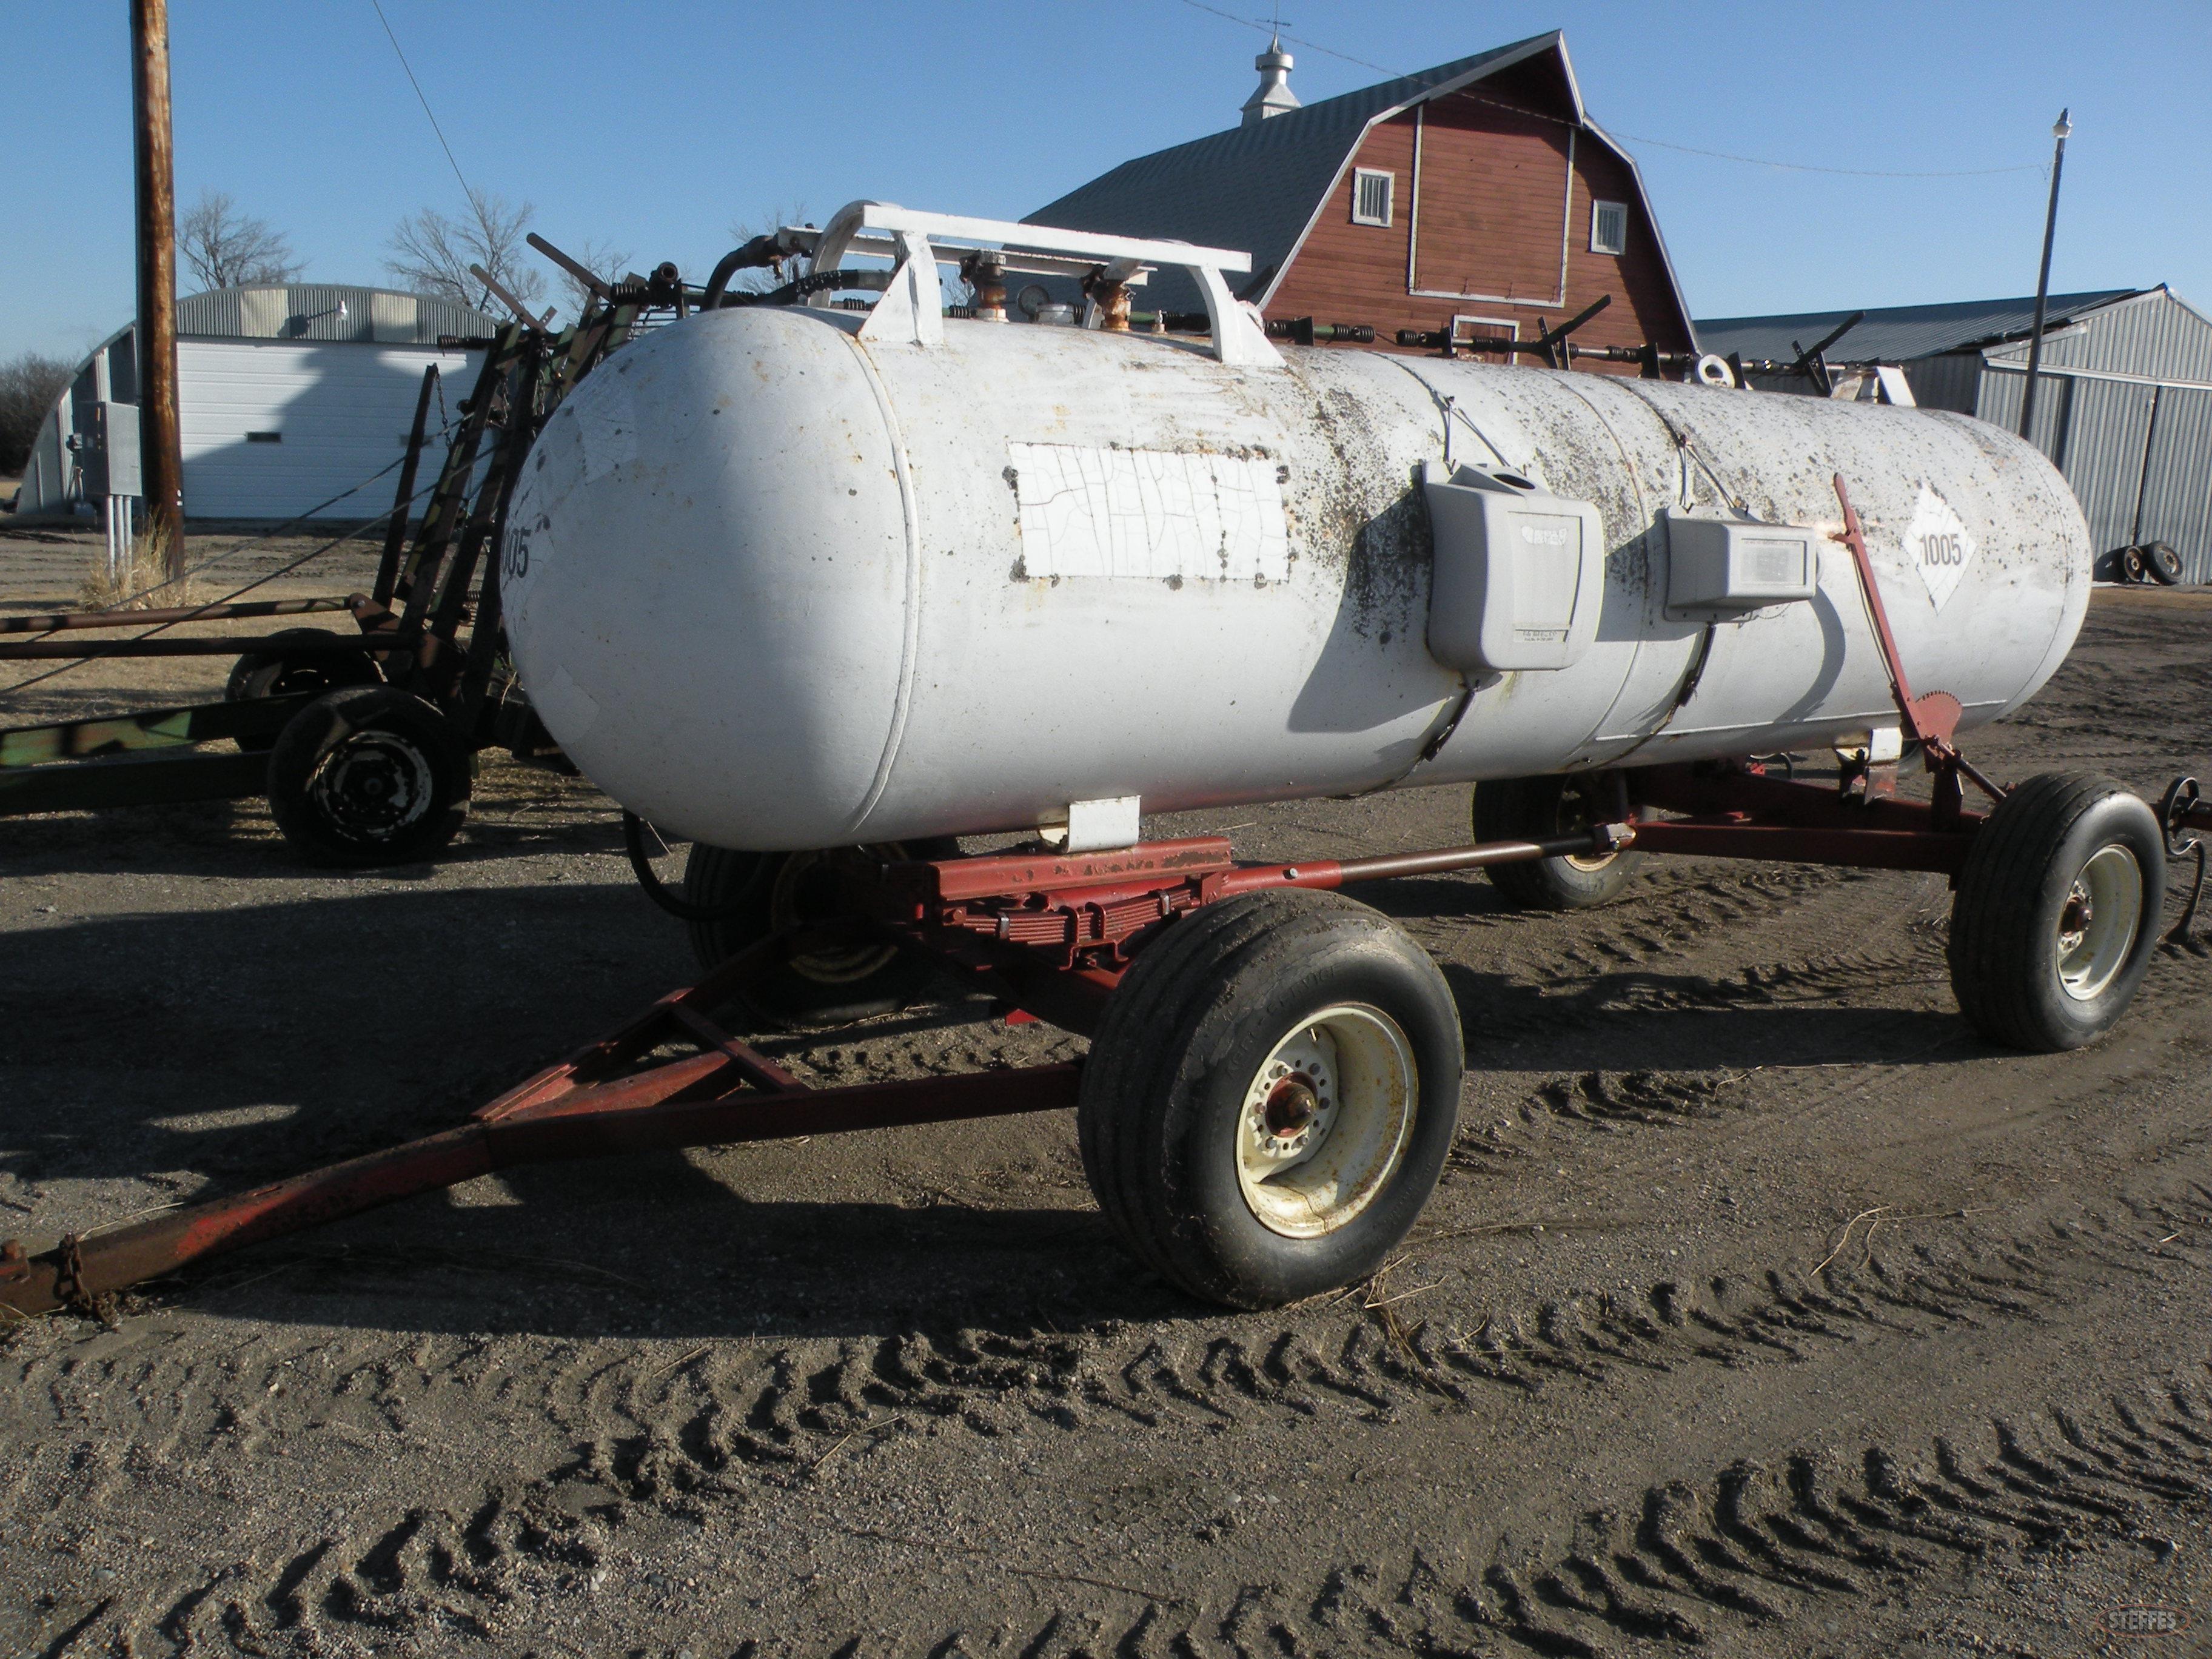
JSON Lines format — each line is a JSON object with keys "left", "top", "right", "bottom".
{"left": 124, "top": 1380, "right": 2212, "bottom": 1657}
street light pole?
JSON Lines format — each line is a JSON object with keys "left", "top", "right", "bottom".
{"left": 2018, "top": 109, "right": 2071, "bottom": 444}
{"left": 131, "top": 0, "right": 186, "bottom": 580}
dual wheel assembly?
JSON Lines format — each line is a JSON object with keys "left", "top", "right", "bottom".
{"left": 226, "top": 631, "right": 473, "bottom": 866}
{"left": 663, "top": 768, "right": 2171, "bottom": 1309}
{"left": 2115, "top": 541, "right": 2186, "bottom": 586}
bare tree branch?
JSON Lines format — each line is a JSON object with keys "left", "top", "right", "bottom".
{"left": 177, "top": 191, "right": 304, "bottom": 290}
{"left": 546, "top": 235, "right": 632, "bottom": 317}
{"left": 384, "top": 187, "right": 545, "bottom": 313}
{"left": 0, "top": 352, "right": 74, "bottom": 475}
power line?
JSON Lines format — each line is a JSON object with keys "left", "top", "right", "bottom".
{"left": 367, "top": 0, "right": 477, "bottom": 204}
{"left": 1173, "top": 0, "right": 2042, "bottom": 181}
{"left": 1602, "top": 129, "right": 2041, "bottom": 179}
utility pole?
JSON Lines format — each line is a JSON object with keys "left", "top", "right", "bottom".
{"left": 2017, "top": 109, "right": 2071, "bottom": 445}
{"left": 132, "top": 0, "right": 186, "bottom": 580}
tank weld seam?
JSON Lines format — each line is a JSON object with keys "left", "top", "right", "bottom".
{"left": 836, "top": 333, "right": 925, "bottom": 840}
{"left": 1335, "top": 677, "right": 1478, "bottom": 800}
{"left": 1382, "top": 358, "right": 1519, "bottom": 474}
{"left": 1614, "top": 387, "right": 1755, "bottom": 517}
{"left": 1606, "top": 621, "right": 1720, "bottom": 765}
{"left": 1544, "top": 369, "right": 1671, "bottom": 767}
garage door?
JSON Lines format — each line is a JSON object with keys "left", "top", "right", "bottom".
{"left": 179, "top": 340, "right": 481, "bottom": 520}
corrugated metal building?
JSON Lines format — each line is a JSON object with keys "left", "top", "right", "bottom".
{"left": 1697, "top": 287, "right": 2212, "bottom": 581}
{"left": 14, "top": 284, "right": 497, "bottom": 522}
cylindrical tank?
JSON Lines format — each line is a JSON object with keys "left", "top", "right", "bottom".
{"left": 501, "top": 308, "right": 2090, "bottom": 851}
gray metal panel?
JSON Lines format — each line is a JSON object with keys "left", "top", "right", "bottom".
{"left": 176, "top": 284, "right": 498, "bottom": 343}
{"left": 1695, "top": 289, "right": 2136, "bottom": 364}
{"left": 1981, "top": 288, "right": 2212, "bottom": 383}
{"left": 1901, "top": 351, "right": 1980, "bottom": 414}
{"left": 2135, "top": 385, "right": 2212, "bottom": 580}
{"left": 1982, "top": 364, "right": 2154, "bottom": 555}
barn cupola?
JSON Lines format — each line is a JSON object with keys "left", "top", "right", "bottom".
{"left": 1240, "top": 35, "right": 1299, "bottom": 127}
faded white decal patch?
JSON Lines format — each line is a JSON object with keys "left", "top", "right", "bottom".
{"left": 1905, "top": 484, "right": 1976, "bottom": 611}
{"left": 1007, "top": 442, "right": 1290, "bottom": 583}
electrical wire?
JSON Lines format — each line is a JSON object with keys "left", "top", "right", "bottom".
{"left": 0, "top": 460, "right": 449, "bottom": 706}
{"left": 367, "top": 0, "right": 478, "bottom": 204}
{"left": 1173, "top": 0, "right": 2043, "bottom": 181}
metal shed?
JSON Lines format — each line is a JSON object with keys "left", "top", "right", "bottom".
{"left": 1697, "top": 287, "right": 2212, "bottom": 581}
{"left": 13, "top": 284, "right": 498, "bottom": 523}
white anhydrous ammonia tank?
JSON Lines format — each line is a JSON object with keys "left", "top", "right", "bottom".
{"left": 501, "top": 307, "right": 2091, "bottom": 852}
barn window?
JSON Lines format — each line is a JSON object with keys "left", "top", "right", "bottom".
{"left": 244, "top": 431, "right": 283, "bottom": 443}
{"left": 1352, "top": 169, "right": 1395, "bottom": 227}
{"left": 1590, "top": 200, "right": 1628, "bottom": 256}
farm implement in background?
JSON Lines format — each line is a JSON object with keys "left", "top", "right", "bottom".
{"left": 0, "top": 253, "right": 688, "bottom": 866}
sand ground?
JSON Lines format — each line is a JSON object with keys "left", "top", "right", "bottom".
{"left": 1, "top": 522, "right": 2209, "bottom": 1657}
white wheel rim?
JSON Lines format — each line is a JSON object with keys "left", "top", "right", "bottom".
{"left": 2055, "top": 843, "right": 2143, "bottom": 1002}
{"left": 1235, "top": 1004, "right": 1417, "bottom": 1239}
{"left": 1554, "top": 782, "right": 1617, "bottom": 872}
{"left": 311, "top": 732, "right": 432, "bottom": 841}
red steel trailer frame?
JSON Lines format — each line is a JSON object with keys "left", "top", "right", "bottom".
{"left": 5, "top": 481, "right": 2207, "bottom": 1318}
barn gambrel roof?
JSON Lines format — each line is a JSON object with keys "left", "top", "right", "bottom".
{"left": 1024, "top": 30, "right": 1695, "bottom": 332}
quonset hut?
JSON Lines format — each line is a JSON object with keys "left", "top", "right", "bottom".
{"left": 13, "top": 284, "right": 497, "bottom": 523}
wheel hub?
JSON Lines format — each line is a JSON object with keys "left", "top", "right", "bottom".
{"left": 1262, "top": 1075, "right": 1321, "bottom": 1139}
{"left": 1235, "top": 1006, "right": 1416, "bottom": 1239}
{"left": 2054, "top": 843, "right": 2144, "bottom": 1003}
{"left": 312, "top": 734, "right": 431, "bottom": 840}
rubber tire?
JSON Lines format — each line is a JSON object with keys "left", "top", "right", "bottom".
{"left": 266, "top": 686, "right": 471, "bottom": 866}
{"left": 2119, "top": 546, "right": 2148, "bottom": 585}
{"left": 2142, "top": 541, "right": 2185, "bottom": 586}
{"left": 683, "top": 838, "right": 957, "bottom": 1026}
{"left": 225, "top": 628, "right": 380, "bottom": 752}
{"left": 1473, "top": 774, "right": 1643, "bottom": 910}
{"left": 1948, "top": 773, "right": 2165, "bottom": 1053}
{"left": 1077, "top": 890, "right": 1464, "bottom": 1309}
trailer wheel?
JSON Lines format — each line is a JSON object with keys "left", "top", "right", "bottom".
{"left": 225, "top": 629, "right": 380, "bottom": 752}
{"left": 1948, "top": 773, "right": 2165, "bottom": 1052}
{"left": 2142, "top": 541, "right": 2185, "bottom": 586}
{"left": 1472, "top": 774, "right": 1642, "bottom": 910}
{"left": 2119, "top": 546, "right": 2148, "bottom": 584}
{"left": 1078, "top": 890, "right": 1463, "bottom": 1308}
{"left": 267, "top": 686, "right": 470, "bottom": 866}
{"left": 684, "top": 839, "right": 957, "bottom": 1025}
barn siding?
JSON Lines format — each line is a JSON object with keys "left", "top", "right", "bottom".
{"left": 1265, "top": 62, "right": 1692, "bottom": 368}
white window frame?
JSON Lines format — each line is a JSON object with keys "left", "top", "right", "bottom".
{"left": 1589, "top": 198, "right": 1628, "bottom": 256}
{"left": 1351, "top": 168, "right": 1395, "bottom": 228}
{"left": 1452, "top": 315, "right": 1520, "bottom": 363}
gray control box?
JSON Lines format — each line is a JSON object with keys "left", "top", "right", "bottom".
{"left": 1664, "top": 509, "right": 1819, "bottom": 612}
{"left": 1424, "top": 463, "right": 1605, "bottom": 673}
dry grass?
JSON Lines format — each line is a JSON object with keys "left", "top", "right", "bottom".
{"left": 78, "top": 528, "right": 194, "bottom": 612}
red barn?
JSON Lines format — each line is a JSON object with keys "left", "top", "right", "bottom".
{"left": 1027, "top": 31, "right": 1696, "bottom": 370}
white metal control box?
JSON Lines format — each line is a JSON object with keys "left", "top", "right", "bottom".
{"left": 1424, "top": 463, "right": 1606, "bottom": 674}
{"left": 1663, "top": 509, "right": 1820, "bottom": 611}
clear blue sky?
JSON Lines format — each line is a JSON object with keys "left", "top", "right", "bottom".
{"left": 4, "top": 1, "right": 2208, "bottom": 362}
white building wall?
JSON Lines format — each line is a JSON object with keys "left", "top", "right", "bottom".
{"left": 178, "top": 339, "right": 481, "bottom": 520}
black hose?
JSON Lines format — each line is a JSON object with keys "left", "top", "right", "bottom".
{"left": 700, "top": 235, "right": 783, "bottom": 310}
{"left": 621, "top": 811, "right": 750, "bottom": 920}
{"left": 725, "top": 268, "right": 894, "bottom": 309}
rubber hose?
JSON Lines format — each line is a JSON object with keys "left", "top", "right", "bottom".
{"left": 622, "top": 811, "right": 751, "bottom": 921}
